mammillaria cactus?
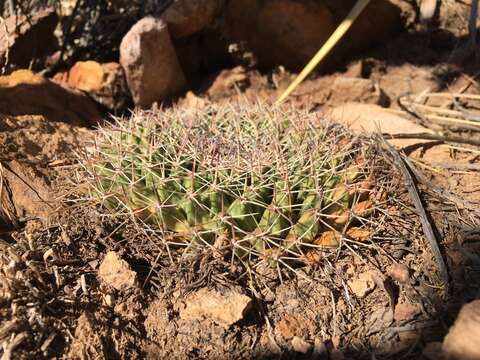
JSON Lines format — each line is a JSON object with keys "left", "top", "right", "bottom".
{"left": 83, "top": 104, "right": 378, "bottom": 267}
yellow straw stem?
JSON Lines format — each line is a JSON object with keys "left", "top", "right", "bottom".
{"left": 276, "top": 0, "right": 371, "bottom": 105}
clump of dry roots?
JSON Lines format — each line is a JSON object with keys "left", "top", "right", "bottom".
{"left": 78, "top": 103, "right": 389, "bottom": 278}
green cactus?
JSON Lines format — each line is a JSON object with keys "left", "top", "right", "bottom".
{"left": 83, "top": 106, "right": 375, "bottom": 266}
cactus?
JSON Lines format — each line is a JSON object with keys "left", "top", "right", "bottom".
{"left": 83, "top": 105, "right": 375, "bottom": 266}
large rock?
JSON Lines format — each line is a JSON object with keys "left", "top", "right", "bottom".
{"left": 443, "top": 300, "right": 480, "bottom": 360}
{"left": 223, "top": 0, "right": 401, "bottom": 71}
{"left": 0, "top": 8, "right": 58, "bottom": 69}
{"left": 120, "top": 17, "right": 186, "bottom": 109}
{"left": 162, "top": 0, "right": 220, "bottom": 38}
{"left": 0, "top": 69, "right": 101, "bottom": 126}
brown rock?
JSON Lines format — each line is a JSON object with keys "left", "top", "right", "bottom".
{"left": 98, "top": 252, "right": 138, "bottom": 291}
{"left": 443, "top": 300, "right": 480, "bottom": 360}
{"left": 207, "top": 66, "right": 249, "bottom": 99}
{"left": 120, "top": 17, "right": 186, "bottom": 109}
{"left": 61, "top": 61, "right": 129, "bottom": 113}
{"left": 388, "top": 263, "right": 410, "bottom": 284}
{"left": 0, "top": 8, "right": 58, "bottom": 69}
{"left": 328, "top": 77, "right": 389, "bottom": 107}
{"left": 224, "top": 0, "right": 401, "bottom": 71}
{"left": 291, "top": 336, "right": 312, "bottom": 354}
{"left": 0, "top": 69, "right": 101, "bottom": 126}
{"left": 67, "top": 313, "right": 106, "bottom": 359}
{"left": 68, "top": 61, "right": 104, "bottom": 92}
{"left": 394, "top": 302, "right": 421, "bottom": 321}
{"left": 178, "top": 287, "right": 252, "bottom": 328}
{"left": 162, "top": 0, "right": 220, "bottom": 38}
{"left": 327, "top": 103, "right": 434, "bottom": 148}
{"left": 0, "top": 160, "right": 53, "bottom": 226}
{"left": 347, "top": 272, "right": 376, "bottom": 298}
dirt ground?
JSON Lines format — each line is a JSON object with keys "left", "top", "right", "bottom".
{"left": 2, "top": 1, "right": 480, "bottom": 360}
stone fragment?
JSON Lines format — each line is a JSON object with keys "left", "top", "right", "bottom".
{"left": 443, "top": 300, "right": 480, "bottom": 360}
{"left": 120, "top": 17, "right": 186, "bottom": 109}
{"left": 67, "top": 313, "right": 105, "bottom": 359}
{"left": 178, "top": 287, "right": 252, "bottom": 328}
{"left": 388, "top": 263, "right": 410, "bottom": 284}
{"left": 328, "top": 77, "right": 389, "bottom": 107}
{"left": 291, "top": 336, "right": 312, "bottom": 354}
{"left": 0, "top": 69, "right": 101, "bottom": 126}
{"left": 0, "top": 8, "right": 58, "bottom": 68}
{"left": 347, "top": 272, "right": 376, "bottom": 298}
{"left": 162, "top": 0, "right": 220, "bottom": 38}
{"left": 206, "top": 66, "right": 249, "bottom": 99}
{"left": 394, "top": 302, "right": 421, "bottom": 321}
{"left": 328, "top": 103, "right": 434, "bottom": 148}
{"left": 98, "top": 252, "right": 138, "bottom": 291}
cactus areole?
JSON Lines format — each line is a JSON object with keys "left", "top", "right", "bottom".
{"left": 85, "top": 105, "right": 377, "bottom": 266}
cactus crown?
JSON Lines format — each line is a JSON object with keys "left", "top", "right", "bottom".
{"left": 84, "top": 104, "right": 376, "bottom": 268}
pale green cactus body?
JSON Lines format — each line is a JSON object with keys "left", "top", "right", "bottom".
{"left": 84, "top": 106, "right": 375, "bottom": 265}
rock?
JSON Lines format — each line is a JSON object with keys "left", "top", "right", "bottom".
{"left": 57, "top": 61, "right": 129, "bottom": 113}
{"left": 394, "top": 302, "right": 421, "bottom": 321}
{"left": 178, "top": 287, "right": 252, "bottom": 328}
{"left": 388, "top": 263, "right": 410, "bottom": 284}
{"left": 223, "top": 0, "right": 401, "bottom": 71}
{"left": 0, "top": 69, "right": 101, "bottom": 126}
{"left": 328, "top": 77, "right": 389, "bottom": 107}
{"left": 120, "top": 17, "right": 186, "bottom": 109}
{"left": 443, "top": 300, "right": 480, "bottom": 360}
{"left": 67, "top": 313, "right": 106, "bottom": 359}
{"left": 366, "top": 307, "right": 394, "bottom": 336}
{"left": 207, "top": 66, "right": 249, "bottom": 99}
{"left": 327, "top": 103, "right": 434, "bottom": 148}
{"left": 379, "top": 64, "right": 440, "bottom": 102}
{"left": 291, "top": 336, "right": 312, "bottom": 354}
{"left": 0, "top": 160, "right": 53, "bottom": 227}
{"left": 277, "top": 315, "right": 303, "bottom": 340}
{"left": 420, "top": 0, "right": 438, "bottom": 21}
{"left": 98, "top": 252, "right": 138, "bottom": 291}
{"left": 347, "top": 272, "right": 376, "bottom": 298}
{"left": 0, "top": 8, "right": 58, "bottom": 69}
{"left": 180, "top": 91, "right": 207, "bottom": 110}
{"left": 162, "top": 0, "right": 220, "bottom": 38}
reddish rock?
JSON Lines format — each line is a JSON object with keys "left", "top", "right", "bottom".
{"left": 162, "top": 0, "right": 220, "bottom": 38}
{"left": 120, "top": 17, "right": 186, "bottom": 109}
{"left": 0, "top": 8, "right": 58, "bottom": 69}
{"left": 68, "top": 61, "right": 104, "bottom": 92}
{"left": 223, "top": 0, "right": 401, "bottom": 71}
{"left": 59, "top": 61, "right": 129, "bottom": 113}
{"left": 0, "top": 69, "right": 101, "bottom": 126}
